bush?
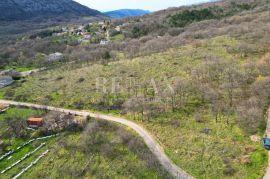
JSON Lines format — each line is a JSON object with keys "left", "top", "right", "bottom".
{"left": 29, "top": 29, "right": 62, "bottom": 39}
{"left": 132, "top": 26, "right": 149, "bottom": 38}
{"left": 223, "top": 165, "right": 236, "bottom": 176}
{"left": 110, "top": 29, "right": 121, "bottom": 37}
{"left": 168, "top": 28, "right": 184, "bottom": 36}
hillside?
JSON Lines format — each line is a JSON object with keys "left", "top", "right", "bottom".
{"left": 0, "top": 108, "right": 170, "bottom": 178}
{"left": 1, "top": 0, "right": 270, "bottom": 178}
{"left": 104, "top": 9, "right": 150, "bottom": 18}
{"left": 0, "top": 0, "right": 103, "bottom": 21}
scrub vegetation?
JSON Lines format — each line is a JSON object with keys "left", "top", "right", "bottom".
{"left": 1, "top": 0, "right": 270, "bottom": 178}
{"left": 0, "top": 109, "right": 169, "bottom": 178}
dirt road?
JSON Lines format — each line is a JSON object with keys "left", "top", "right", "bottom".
{"left": 0, "top": 99, "right": 193, "bottom": 179}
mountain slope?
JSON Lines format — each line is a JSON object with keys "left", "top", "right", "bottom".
{"left": 104, "top": 9, "right": 150, "bottom": 18}
{"left": 0, "top": 0, "right": 103, "bottom": 21}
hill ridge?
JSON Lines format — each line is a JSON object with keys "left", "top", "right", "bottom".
{"left": 0, "top": 0, "right": 103, "bottom": 21}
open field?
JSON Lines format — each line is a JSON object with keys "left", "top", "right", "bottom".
{"left": 139, "top": 115, "right": 267, "bottom": 178}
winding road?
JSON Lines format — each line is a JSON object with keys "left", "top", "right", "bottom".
{"left": 0, "top": 100, "right": 193, "bottom": 179}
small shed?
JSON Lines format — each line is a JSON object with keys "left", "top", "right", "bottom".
{"left": 27, "top": 118, "right": 43, "bottom": 128}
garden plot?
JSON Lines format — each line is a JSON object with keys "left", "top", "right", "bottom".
{"left": 0, "top": 135, "right": 57, "bottom": 178}
{"left": 0, "top": 134, "right": 56, "bottom": 162}
{"left": 13, "top": 150, "right": 49, "bottom": 179}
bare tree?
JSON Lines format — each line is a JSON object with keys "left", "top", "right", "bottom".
{"left": 222, "top": 62, "right": 242, "bottom": 108}
{"left": 5, "top": 116, "right": 27, "bottom": 138}
{"left": 237, "top": 97, "right": 263, "bottom": 134}
{"left": 123, "top": 96, "right": 146, "bottom": 120}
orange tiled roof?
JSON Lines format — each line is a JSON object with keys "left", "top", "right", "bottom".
{"left": 28, "top": 118, "right": 43, "bottom": 122}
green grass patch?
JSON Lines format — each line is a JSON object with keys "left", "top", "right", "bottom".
{"left": 111, "top": 34, "right": 125, "bottom": 41}
{"left": 139, "top": 115, "right": 268, "bottom": 179}
{"left": 1, "top": 66, "right": 33, "bottom": 72}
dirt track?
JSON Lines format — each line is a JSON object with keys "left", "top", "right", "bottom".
{"left": 0, "top": 99, "right": 194, "bottom": 179}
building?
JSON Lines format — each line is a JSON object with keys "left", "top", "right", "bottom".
{"left": 62, "top": 27, "right": 68, "bottom": 32}
{"left": 100, "top": 40, "right": 109, "bottom": 45}
{"left": 47, "top": 52, "right": 63, "bottom": 62}
{"left": 115, "top": 26, "right": 121, "bottom": 32}
{"left": 83, "top": 34, "right": 91, "bottom": 40}
{"left": 98, "top": 21, "right": 104, "bottom": 26}
{"left": 27, "top": 118, "right": 43, "bottom": 128}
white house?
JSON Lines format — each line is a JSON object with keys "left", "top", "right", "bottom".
{"left": 100, "top": 40, "right": 109, "bottom": 45}
{"left": 98, "top": 21, "right": 105, "bottom": 25}
{"left": 115, "top": 26, "right": 121, "bottom": 32}
{"left": 83, "top": 35, "right": 91, "bottom": 40}
{"left": 47, "top": 52, "right": 63, "bottom": 62}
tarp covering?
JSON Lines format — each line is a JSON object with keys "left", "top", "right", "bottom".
{"left": 0, "top": 76, "right": 14, "bottom": 88}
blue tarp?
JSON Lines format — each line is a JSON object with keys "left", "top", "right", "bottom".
{"left": 0, "top": 76, "right": 14, "bottom": 88}
{"left": 263, "top": 138, "right": 270, "bottom": 150}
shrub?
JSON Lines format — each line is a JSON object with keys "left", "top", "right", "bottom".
{"left": 223, "top": 165, "right": 236, "bottom": 176}
{"left": 102, "top": 51, "right": 111, "bottom": 60}
{"left": 55, "top": 76, "right": 64, "bottom": 81}
{"left": 110, "top": 29, "right": 121, "bottom": 37}
{"left": 77, "top": 77, "right": 85, "bottom": 83}
{"left": 168, "top": 28, "right": 184, "bottom": 36}
{"left": 132, "top": 26, "right": 149, "bottom": 38}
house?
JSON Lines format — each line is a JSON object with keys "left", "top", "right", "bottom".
{"left": 27, "top": 118, "right": 43, "bottom": 128}
{"left": 83, "top": 34, "right": 91, "bottom": 40}
{"left": 78, "top": 25, "right": 84, "bottom": 31}
{"left": 115, "top": 26, "right": 121, "bottom": 32}
{"left": 98, "top": 21, "right": 104, "bottom": 26}
{"left": 101, "top": 25, "right": 107, "bottom": 32}
{"left": 62, "top": 27, "right": 68, "bottom": 32}
{"left": 76, "top": 32, "right": 83, "bottom": 36}
{"left": 100, "top": 40, "right": 109, "bottom": 45}
{"left": 0, "top": 76, "right": 14, "bottom": 88}
{"left": 47, "top": 52, "right": 63, "bottom": 62}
